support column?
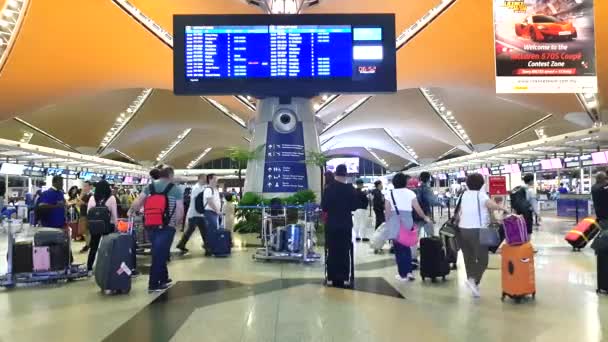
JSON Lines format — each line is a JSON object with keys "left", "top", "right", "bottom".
{"left": 244, "top": 97, "right": 322, "bottom": 200}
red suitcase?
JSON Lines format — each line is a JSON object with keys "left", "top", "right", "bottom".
{"left": 565, "top": 217, "right": 600, "bottom": 251}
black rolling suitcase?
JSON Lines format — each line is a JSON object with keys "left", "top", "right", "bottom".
{"left": 420, "top": 237, "right": 450, "bottom": 282}
{"left": 95, "top": 233, "right": 134, "bottom": 294}
{"left": 324, "top": 230, "right": 355, "bottom": 288}
{"left": 207, "top": 229, "right": 232, "bottom": 257}
{"left": 12, "top": 241, "right": 33, "bottom": 273}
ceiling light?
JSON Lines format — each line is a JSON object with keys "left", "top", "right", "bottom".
{"left": 322, "top": 95, "right": 329, "bottom": 101}
{"left": 204, "top": 97, "right": 247, "bottom": 128}
{"left": 584, "top": 93, "right": 594, "bottom": 100}
{"left": 313, "top": 103, "right": 321, "bottom": 110}
{"left": 187, "top": 147, "right": 212, "bottom": 169}
{"left": 156, "top": 128, "right": 192, "bottom": 163}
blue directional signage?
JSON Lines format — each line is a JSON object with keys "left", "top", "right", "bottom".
{"left": 262, "top": 122, "right": 308, "bottom": 193}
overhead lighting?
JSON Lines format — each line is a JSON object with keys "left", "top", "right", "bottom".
{"left": 114, "top": 150, "right": 139, "bottom": 165}
{"left": 315, "top": 94, "right": 339, "bottom": 114}
{"left": 98, "top": 88, "right": 153, "bottom": 154}
{"left": 535, "top": 127, "right": 547, "bottom": 139}
{"left": 576, "top": 93, "right": 600, "bottom": 124}
{"left": 235, "top": 95, "right": 257, "bottom": 112}
{"left": 321, "top": 96, "right": 372, "bottom": 134}
{"left": 204, "top": 97, "right": 247, "bottom": 129}
{"left": 313, "top": 103, "right": 321, "bottom": 111}
{"left": 384, "top": 128, "right": 419, "bottom": 163}
{"left": 365, "top": 147, "right": 388, "bottom": 168}
{"left": 19, "top": 131, "right": 33, "bottom": 144}
{"left": 0, "top": 0, "right": 28, "bottom": 74}
{"left": 187, "top": 147, "right": 212, "bottom": 169}
{"left": 396, "top": 0, "right": 457, "bottom": 49}
{"left": 156, "top": 129, "right": 192, "bottom": 163}
{"left": 420, "top": 88, "right": 474, "bottom": 152}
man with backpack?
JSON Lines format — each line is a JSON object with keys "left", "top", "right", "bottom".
{"left": 411, "top": 172, "right": 442, "bottom": 266}
{"left": 129, "top": 167, "right": 184, "bottom": 293}
{"left": 510, "top": 173, "right": 538, "bottom": 235}
{"left": 176, "top": 174, "right": 210, "bottom": 255}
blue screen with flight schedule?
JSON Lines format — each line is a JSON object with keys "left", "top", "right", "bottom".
{"left": 185, "top": 25, "right": 354, "bottom": 79}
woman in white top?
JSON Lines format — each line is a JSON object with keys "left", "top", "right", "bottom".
{"left": 456, "top": 173, "right": 506, "bottom": 298}
{"left": 86, "top": 180, "right": 118, "bottom": 271}
{"left": 222, "top": 193, "right": 236, "bottom": 231}
{"left": 385, "top": 173, "right": 432, "bottom": 282}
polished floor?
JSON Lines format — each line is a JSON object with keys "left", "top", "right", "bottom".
{"left": 0, "top": 214, "right": 607, "bottom": 342}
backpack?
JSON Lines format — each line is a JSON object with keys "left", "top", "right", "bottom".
{"left": 412, "top": 187, "right": 429, "bottom": 222}
{"left": 510, "top": 186, "right": 531, "bottom": 215}
{"left": 144, "top": 183, "right": 175, "bottom": 228}
{"left": 87, "top": 198, "right": 113, "bottom": 235}
{"left": 194, "top": 187, "right": 214, "bottom": 214}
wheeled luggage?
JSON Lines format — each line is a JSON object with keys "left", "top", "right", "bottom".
{"left": 419, "top": 237, "right": 450, "bottom": 282}
{"left": 443, "top": 235, "right": 459, "bottom": 269}
{"left": 503, "top": 215, "right": 529, "bottom": 246}
{"left": 94, "top": 233, "right": 134, "bottom": 294}
{"left": 49, "top": 244, "right": 70, "bottom": 271}
{"left": 598, "top": 250, "right": 608, "bottom": 295}
{"left": 565, "top": 217, "right": 601, "bottom": 251}
{"left": 501, "top": 242, "right": 535, "bottom": 302}
{"left": 12, "top": 241, "right": 33, "bottom": 273}
{"left": 206, "top": 229, "right": 232, "bottom": 257}
{"left": 33, "top": 246, "right": 51, "bottom": 272}
{"left": 34, "top": 228, "right": 68, "bottom": 247}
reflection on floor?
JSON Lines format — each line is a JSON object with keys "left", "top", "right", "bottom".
{"left": 0, "top": 215, "right": 607, "bottom": 342}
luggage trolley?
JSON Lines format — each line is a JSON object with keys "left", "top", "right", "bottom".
{"left": 252, "top": 204, "right": 321, "bottom": 263}
{"left": 0, "top": 221, "right": 88, "bottom": 288}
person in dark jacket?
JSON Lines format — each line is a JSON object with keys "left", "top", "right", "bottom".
{"left": 322, "top": 164, "right": 358, "bottom": 288}
{"left": 592, "top": 172, "right": 608, "bottom": 227}
{"left": 372, "top": 180, "right": 385, "bottom": 229}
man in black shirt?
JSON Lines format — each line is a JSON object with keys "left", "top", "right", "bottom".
{"left": 592, "top": 172, "right": 608, "bottom": 227}
{"left": 322, "top": 164, "right": 358, "bottom": 288}
{"left": 372, "top": 180, "right": 385, "bottom": 229}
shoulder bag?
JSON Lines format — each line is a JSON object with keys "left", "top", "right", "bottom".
{"left": 477, "top": 192, "right": 501, "bottom": 246}
{"left": 439, "top": 194, "right": 463, "bottom": 238}
{"left": 390, "top": 190, "right": 418, "bottom": 247}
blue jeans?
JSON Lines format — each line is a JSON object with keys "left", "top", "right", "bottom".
{"left": 394, "top": 241, "right": 412, "bottom": 278}
{"left": 204, "top": 210, "right": 219, "bottom": 232}
{"left": 148, "top": 226, "right": 176, "bottom": 289}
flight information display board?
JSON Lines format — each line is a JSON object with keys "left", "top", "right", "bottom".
{"left": 174, "top": 14, "right": 396, "bottom": 96}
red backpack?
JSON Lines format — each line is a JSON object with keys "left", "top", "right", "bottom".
{"left": 143, "top": 183, "right": 175, "bottom": 229}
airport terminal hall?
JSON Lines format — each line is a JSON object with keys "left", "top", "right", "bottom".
{"left": 2, "top": 0, "right": 608, "bottom": 341}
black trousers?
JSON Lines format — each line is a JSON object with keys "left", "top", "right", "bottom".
{"left": 523, "top": 211, "right": 534, "bottom": 234}
{"left": 177, "top": 217, "right": 208, "bottom": 251}
{"left": 325, "top": 225, "right": 354, "bottom": 284}
{"left": 374, "top": 209, "right": 385, "bottom": 229}
{"left": 87, "top": 234, "right": 102, "bottom": 271}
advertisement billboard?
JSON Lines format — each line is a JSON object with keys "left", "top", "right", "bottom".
{"left": 493, "top": 0, "right": 597, "bottom": 93}
{"left": 326, "top": 157, "right": 360, "bottom": 174}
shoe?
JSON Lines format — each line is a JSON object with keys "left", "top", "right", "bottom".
{"left": 407, "top": 273, "right": 416, "bottom": 281}
{"left": 131, "top": 270, "right": 140, "bottom": 278}
{"left": 465, "top": 278, "right": 480, "bottom": 298}
{"left": 164, "top": 278, "right": 173, "bottom": 285}
{"left": 362, "top": 238, "right": 370, "bottom": 242}
{"left": 395, "top": 274, "right": 408, "bottom": 283}
{"left": 204, "top": 251, "right": 213, "bottom": 257}
{"left": 148, "top": 283, "right": 171, "bottom": 293}
{"left": 356, "top": 238, "right": 362, "bottom": 242}
{"left": 177, "top": 247, "right": 189, "bottom": 255}
{"left": 80, "top": 245, "right": 90, "bottom": 253}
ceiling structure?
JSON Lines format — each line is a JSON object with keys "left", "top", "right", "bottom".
{"left": 0, "top": 0, "right": 606, "bottom": 171}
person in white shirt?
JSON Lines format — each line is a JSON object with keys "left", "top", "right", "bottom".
{"left": 384, "top": 173, "right": 432, "bottom": 282}
{"left": 456, "top": 173, "right": 506, "bottom": 298}
{"left": 202, "top": 173, "right": 221, "bottom": 233}
{"left": 176, "top": 174, "right": 209, "bottom": 255}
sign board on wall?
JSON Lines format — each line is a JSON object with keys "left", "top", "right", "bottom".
{"left": 493, "top": 0, "right": 597, "bottom": 93}
{"left": 489, "top": 176, "right": 508, "bottom": 196}
{"left": 262, "top": 122, "right": 308, "bottom": 193}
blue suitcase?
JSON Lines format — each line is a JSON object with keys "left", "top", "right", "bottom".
{"left": 94, "top": 233, "right": 134, "bottom": 294}
{"left": 207, "top": 229, "right": 231, "bottom": 257}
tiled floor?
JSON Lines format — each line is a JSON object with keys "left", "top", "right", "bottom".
{"left": 0, "top": 215, "right": 607, "bottom": 342}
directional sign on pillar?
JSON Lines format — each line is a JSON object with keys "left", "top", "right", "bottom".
{"left": 262, "top": 122, "right": 308, "bottom": 193}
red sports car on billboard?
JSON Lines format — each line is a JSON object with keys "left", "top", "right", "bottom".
{"left": 515, "top": 15, "right": 577, "bottom": 42}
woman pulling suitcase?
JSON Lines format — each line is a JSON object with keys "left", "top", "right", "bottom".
{"left": 86, "top": 180, "right": 119, "bottom": 272}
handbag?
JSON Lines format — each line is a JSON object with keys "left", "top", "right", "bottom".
{"left": 476, "top": 192, "right": 501, "bottom": 246}
{"left": 439, "top": 195, "right": 463, "bottom": 238}
{"left": 390, "top": 190, "right": 418, "bottom": 247}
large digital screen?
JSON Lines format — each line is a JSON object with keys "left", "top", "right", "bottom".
{"left": 0, "top": 163, "right": 25, "bottom": 175}
{"left": 592, "top": 151, "right": 608, "bottom": 165}
{"left": 173, "top": 14, "right": 396, "bottom": 96}
{"left": 326, "top": 157, "right": 359, "bottom": 174}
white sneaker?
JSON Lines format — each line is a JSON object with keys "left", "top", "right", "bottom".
{"left": 466, "top": 278, "right": 480, "bottom": 298}
{"left": 395, "top": 274, "right": 408, "bottom": 283}
{"left": 407, "top": 273, "right": 416, "bottom": 281}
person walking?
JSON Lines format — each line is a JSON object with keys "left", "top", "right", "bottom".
{"left": 176, "top": 175, "right": 209, "bottom": 255}
{"left": 385, "top": 173, "right": 431, "bottom": 282}
{"left": 592, "top": 172, "right": 608, "bottom": 227}
{"left": 372, "top": 180, "right": 385, "bottom": 229}
{"left": 322, "top": 164, "right": 358, "bottom": 288}
{"left": 86, "top": 180, "right": 118, "bottom": 272}
{"left": 130, "top": 166, "right": 183, "bottom": 292}
{"left": 78, "top": 181, "right": 93, "bottom": 253}
{"left": 456, "top": 173, "right": 506, "bottom": 298}
{"left": 353, "top": 179, "right": 370, "bottom": 241}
